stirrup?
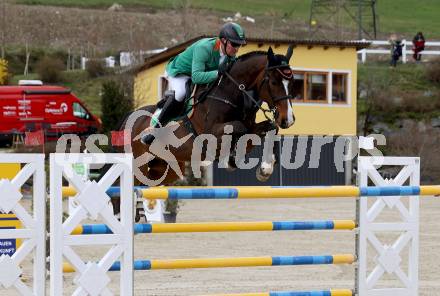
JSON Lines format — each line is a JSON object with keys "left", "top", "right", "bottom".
{"left": 141, "top": 133, "right": 155, "bottom": 145}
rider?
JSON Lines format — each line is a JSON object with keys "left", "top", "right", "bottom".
{"left": 141, "top": 22, "right": 246, "bottom": 145}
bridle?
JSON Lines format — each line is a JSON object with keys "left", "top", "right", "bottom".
{"left": 217, "top": 63, "right": 293, "bottom": 122}
{"left": 259, "top": 64, "right": 293, "bottom": 103}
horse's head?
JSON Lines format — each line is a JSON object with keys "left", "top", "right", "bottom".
{"left": 258, "top": 46, "right": 295, "bottom": 129}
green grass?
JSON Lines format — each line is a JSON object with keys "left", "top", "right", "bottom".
{"left": 10, "top": 73, "right": 40, "bottom": 83}
{"left": 62, "top": 70, "right": 105, "bottom": 117}
{"left": 376, "top": 1, "right": 440, "bottom": 38}
{"left": 359, "top": 62, "right": 435, "bottom": 91}
{"left": 358, "top": 62, "right": 440, "bottom": 122}
{"left": 12, "top": 0, "right": 440, "bottom": 38}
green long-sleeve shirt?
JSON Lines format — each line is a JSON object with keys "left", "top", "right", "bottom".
{"left": 166, "top": 37, "right": 234, "bottom": 85}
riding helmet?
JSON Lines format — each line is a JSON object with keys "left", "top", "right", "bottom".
{"left": 219, "top": 22, "right": 246, "bottom": 45}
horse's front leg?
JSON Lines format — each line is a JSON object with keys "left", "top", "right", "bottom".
{"left": 256, "top": 152, "right": 276, "bottom": 182}
{"left": 250, "top": 120, "right": 278, "bottom": 137}
{"left": 251, "top": 120, "right": 278, "bottom": 182}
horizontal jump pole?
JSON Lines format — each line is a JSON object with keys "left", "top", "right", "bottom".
{"left": 61, "top": 185, "right": 440, "bottom": 199}
{"left": 63, "top": 254, "right": 355, "bottom": 273}
{"left": 206, "top": 289, "right": 353, "bottom": 296}
{"left": 139, "top": 185, "right": 440, "bottom": 200}
{"left": 72, "top": 220, "right": 356, "bottom": 235}
{"left": 61, "top": 185, "right": 147, "bottom": 198}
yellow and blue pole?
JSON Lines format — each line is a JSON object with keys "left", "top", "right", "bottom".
{"left": 62, "top": 185, "right": 147, "bottom": 198}
{"left": 62, "top": 185, "right": 440, "bottom": 199}
{"left": 72, "top": 220, "right": 356, "bottom": 235}
{"left": 63, "top": 254, "right": 355, "bottom": 272}
{"left": 205, "top": 289, "right": 353, "bottom": 296}
{"left": 139, "top": 185, "right": 440, "bottom": 200}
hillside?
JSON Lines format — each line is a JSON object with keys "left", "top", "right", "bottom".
{"left": 8, "top": 0, "right": 440, "bottom": 40}
{"left": 1, "top": 2, "right": 309, "bottom": 55}
{"left": 358, "top": 61, "right": 440, "bottom": 183}
{"left": 2, "top": 0, "right": 440, "bottom": 59}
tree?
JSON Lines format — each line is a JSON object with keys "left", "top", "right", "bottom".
{"left": 36, "top": 56, "right": 64, "bottom": 83}
{"left": 0, "top": 58, "right": 8, "bottom": 85}
{"left": 101, "top": 80, "right": 133, "bottom": 133}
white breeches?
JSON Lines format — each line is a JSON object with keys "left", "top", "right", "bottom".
{"left": 167, "top": 72, "right": 191, "bottom": 102}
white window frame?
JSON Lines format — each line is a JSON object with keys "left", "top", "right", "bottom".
{"left": 290, "top": 67, "right": 352, "bottom": 107}
{"left": 157, "top": 74, "right": 168, "bottom": 101}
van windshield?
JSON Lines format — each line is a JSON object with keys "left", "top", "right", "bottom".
{"left": 73, "top": 102, "right": 90, "bottom": 120}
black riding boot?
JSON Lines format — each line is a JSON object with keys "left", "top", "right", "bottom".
{"left": 141, "top": 91, "right": 184, "bottom": 145}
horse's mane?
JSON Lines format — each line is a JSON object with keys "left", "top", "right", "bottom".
{"left": 236, "top": 51, "right": 267, "bottom": 62}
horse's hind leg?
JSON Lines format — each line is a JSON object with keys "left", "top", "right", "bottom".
{"left": 212, "top": 121, "right": 249, "bottom": 171}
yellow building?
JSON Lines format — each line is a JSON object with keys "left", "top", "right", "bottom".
{"left": 134, "top": 36, "right": 369, "bottom": 137}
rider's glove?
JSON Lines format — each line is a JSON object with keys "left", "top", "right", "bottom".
{"left": 218, "top": 60, "right": 230, "bottom": 76}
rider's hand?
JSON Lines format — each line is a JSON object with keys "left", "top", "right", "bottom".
{"left": 218, "top": 61, "right": 230, "bottom": 75}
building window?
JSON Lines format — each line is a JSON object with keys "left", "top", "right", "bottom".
{"left": 158, "top": 75, "right": 168, "bottom": 100}
{"left": 291, "top": 73, "right": 304, "bottom": 101}
{"left": 290, "top": 70, "right": 349, "bottom": 104}
{"left": 332, "top": 73, "right": 348, "bottom": 103}
{"left": 307, "top": 73, "right": 327, "bottom": 102}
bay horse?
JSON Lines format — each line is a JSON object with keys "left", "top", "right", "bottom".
{"left": 112, "top": 46, "right": 295, "bottom": 212}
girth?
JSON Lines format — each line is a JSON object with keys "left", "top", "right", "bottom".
{"left": 181, "top": 115, "right": 198, "bottom": 139}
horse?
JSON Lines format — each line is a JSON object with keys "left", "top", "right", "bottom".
{"left": 112, "top": 46, "right": 295, "bottom": 213}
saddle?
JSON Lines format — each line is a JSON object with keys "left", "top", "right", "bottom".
{"left": 152, "top": 79, "right": 206, "bottom": 127}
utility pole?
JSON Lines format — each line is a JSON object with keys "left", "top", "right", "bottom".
{"left": 309, "top": 0, "right": 377, "bottom": 40}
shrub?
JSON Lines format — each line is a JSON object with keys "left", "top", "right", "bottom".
{"left": 0, "top": 58, "right": 9, "bottom": 85}
{"left": 387, "top": 122, "right": 440, "bottom": 184}
{"left": 425, "top": 58, "right": 440, "bottom": 84}
{"left": 3, "top": 46, "right": 68, "bottom": 75}
{"left": 101, "top": 80, "right": 133, "bottom": 133}
{"left": 36, "top": 56, "right": 64, "bottom": 83}
{"left": 400, "top": 91, "right": 440, "bottom": 113}
{"left": 86, "top": 59, "right": 106, "bottom": 78}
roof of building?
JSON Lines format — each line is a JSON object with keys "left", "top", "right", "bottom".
{"left": 137, "top": 35, "right": 371, "bottom": 73}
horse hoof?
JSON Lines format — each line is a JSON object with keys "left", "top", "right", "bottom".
{"left": 225, "top": 157, "right": 237, "bottom": 172}
{"left": 225, "top": 165, "right": 237, "bottom": 172}
{"left": 256, "top": 170, "right": 270, "bottom": 182}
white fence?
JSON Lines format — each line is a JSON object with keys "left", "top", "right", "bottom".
{"left": 81, "top": 48, "right": 168, "bottom": 70}
{"left": 357, "top": 39, "right": 440, "bottom": 63}
{"left": 0, "top": 154, "right": 46, "bottom": 295}
{"left": 0, "top": 152, "right": 423, "bottom": 295}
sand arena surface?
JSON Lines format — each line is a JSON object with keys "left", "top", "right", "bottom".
{"left": 3, "top": 195, "right": 439, "bottom": 295}
{"left": 50, "top": 196, "right": 439, "bottom": 296}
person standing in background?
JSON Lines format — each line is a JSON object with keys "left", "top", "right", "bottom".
{"left": 412, "top": 32, "right": 425, "bottom": 62}
{"left": 389, "top": 34, "right": 403, "bottom": 67}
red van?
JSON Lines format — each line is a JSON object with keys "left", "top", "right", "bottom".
{"left": 0, "top": 80, "right": 101, "bottom": 144}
